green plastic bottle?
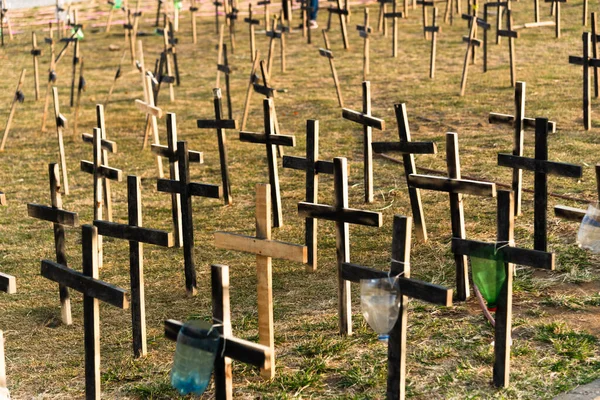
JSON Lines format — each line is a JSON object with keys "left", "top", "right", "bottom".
{"left": 114, "top": 0, "right": 122, "bottom": 9}
{"left": 470, "top": 248, "right": 506, "bottom": 311}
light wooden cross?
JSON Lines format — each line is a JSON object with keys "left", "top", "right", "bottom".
{"left": 157, "top": 140, "right": 222, "bottom": 294}
{"left": 136, "top": 74, "right": 165, "bottom": 178}
{"left": 377, "top": 0, "right": 392, "bottom": 35}
{"left": 41, "top": 224, "right": 129, "bottom": 400}
{"left": 123, "top": 9, "right": 136, "bottom": 66}
{"left": 489, "top": 82, "right": 556, "bottom": 216}
{"left": 68, "top": 14, "right": 82, "bottom": 107}
{"left": 384, "top": 0, "right": 404, "bottom": 57}
{"left": 225, "top": 2, "right": 239, "bottom": 54}
{"left": 543, "top": 0, "right": 565, "bottom": 38}
{"left": 298, "top": 157, "right": 383, "bottom": 335}
{"left": 408, "top": 132, "right": 497, "bottom": 300}
{"left": 196, "top": 88, "right": 238, "bottom": 205}
{"left": 356, "top": 9, "right": 372, "bottom": 81}
{"left": 426, "top": 7, "right": 440, "bottom": 78}
{"left": 31, "top": 32, "right": 42, "bottom": 101}
{"left": 27, "top": 163, "right": 79, "bottom": 325}
{"left": 241, "top": 55, "right": 262, "bottom": 131}
{"left": 459, "top": 15, "right": 490, "bottom": 96}
{"left": 495, "top": 6, "right": 518, "bottom": 87}
{"left": 283, "top": 120, "right": 334, "bottom": 271}
{"left": 153, "top": 113, "right": 203, "bottom": 247}
{"left": 166, "top": 20, "right": 181, "bottom": 86}
{"left": 592, "top": 13, "right": 600, "bottom": 98}
{"left": 498, "top": 118, "right": 583, "bottom": 252}
{"left": 81, "top": 127, "right": 124, "bottom": 267}
{"left": 299, "top": 0, "right": 311, "bottom": 41}
{"left": 569, "top": 32, "right": 600, "bottom": 131}
{"left": 482, "top": 1, "right": 508, "bottom": 71}
{"left": 244, "top": 3, "right": 260, "bottom": 61}
{"left": 342, "top": 215, "right": 452, "bottom": 400}
{"left": 416, "top": 0, "right": 432, "bottom": 39}
{"left": 213, "top": 0, "right": 223, "bottom": 34}
{"left": 328, "top": 0, "right": 350, "bottom": 49}
{"left": 555, "top": 164, "right": 600, "bottom": 221}
{"left": 258, "top": 0, "right": 271, "bottom": 28}
{"left": 266, "top": 15, "right": 285, "bottom": 75}
{"left": 0, "top": 68, "right": 26, "bottom": 152}
{"left": 165, "top": 265, "right": 271, "bottom": 399}
{"left": 50, "top": 87, "right": 70, "bottom": 195}
{"left": 72, "top": 58, "right": 86, "bottom": 137}
{"left": 319, "top": 30, "right": 344, "bottom": 108}
{"left": 240, "top": 98, "right": 296, "bottom": 228}
{"left": 94, "top": 175, "right": 174, "bottom": 357}
{"left": 104, "top": 51, "right": 127, "bottom": 109}
{"left": 217, "top": 44, "right": 234, "bottom": 120}
{"left": 215, "top": 184, "right": 307, "bottom": 378}
{"left": 190, "top": 0, "right": 199, "bottom": 43}
{"left": 342, "top": 81, "right": 386, "bottom": 203}
{"left": 41, "top": 27, "right": 57, "bottom": 132}
{"left": 372, "top": 103, "right": 437, "bottom": 242}
{"left": 452, "top": 190, "right": 554, "bottom": 387}
{"left": 158, "top": 22, "right": 175, "bottom": 101}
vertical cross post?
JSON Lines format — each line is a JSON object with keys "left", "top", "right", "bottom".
{"left": 320, "top": 30, "right": 344, "bottom": 107}
{"left": 244, "top": 3, "right": 260, "bottom": 60}
{"left": 41, "top": 27, "right": 56, "bottom": 132}
{"left": 356, "top": 8, "right": 371, "bottom": 81}
{"left": 31, "top": 32, "right": 42, "bottom": 101}
{"left": 0, "top": 69, "right": 26, "bottom": 152}
{"left": 190, "top": 0, "right": 198, "bottom": 43}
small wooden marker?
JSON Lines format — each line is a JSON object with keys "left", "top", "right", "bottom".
{"left": 459, "top": 15, "right": 488, "bottom": 96}
{"left": 51, "top": 87, "right": 70, "bottom": 195}
{"left": 215, "top": 184, "right": 307, "bottom": 378}
{"left": 283, "top": 120, "right": 334, "bottom": 271}
{"left": 356, "top": 9, "right": 372, "bottom": 81}
{"left": 165, "top": 266, "right": 271, "bottom": 399}
{"left": 258, "top": 0, "right": 271, "bottom": 29}
{"left": 384, "top": 0, "right": 404, "bottom": 57}
{"left": 341, "top": 216, "right": 453, "bottom": 400}
{"left": 104, "top": 51, "right": 127, "bottom": 110}
{"left": 452, "top": 190, "right": 554, "bottom": 387}
{"left": 241, "top": 52, "right": 261, "bottom": 131}
{"left": 408, "top": 133, "right": 497, "bottom": 300}
{"left": 266, "top": 16, "right": 284, "bottom": 75}
{"left": 244, "top": 3, "right": 260, "bottom": 60}
{"left": 372, "top": 103, "right": 437, "bottom": 241}
{"left": 72, "top": 58, "right": 85, "bottom": 137}
{"left": 342, "top": 81, "right": 386, "bottom": 203}
{"left": 543, "top": 0, "right": 566, "bottom": 38}
{"left": 426, "top": 7, "right": 440, "bottom": 78}
{"left": 41, "top": 225, "right": 129, "bottom": 400}
{"left": 157, "top": 141, "right": 222, "bottom": 294}
{"left": 498, "top": 118, "right": 583, "bottom": 252}
{"left": 41, "top": 26, "right": 56, "bottom": 132}
{"left": 28, "top": 163, "right": 79, "bottom": 325}
{"left": 136, "top": 74, "right": 165, "bottom": 177}
{"left": 31, "top": 32, "right": 42, "bottom": 101}
{"left": 0, "top": 69, "right": 26, "bottom": 152}
{"left": 569, "top": 32, "right": 600, "bottom": 130}
{"left": 328, "top": 0, "right": 350, "bottom": 49}
{"left": 217, "top": 44, "right": 234, "bottom": 120}
{"left": 496, "top": 6, "right": 519, "bottom": 87}
{"left": 555, "top": 164, "right": 600, "bottom": 221}
{"left": 319, "top": 30, "right": 344, "bottom": 107}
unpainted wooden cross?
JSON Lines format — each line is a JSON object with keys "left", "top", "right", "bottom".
{"left": 342, "top": 81, "right": 386, "bottom": 203}
{"left": 298, "top": 157, "right": 383, "bottom": 335}
{"left": 157, "top": 140, "right": 222, "bottom": 295}
{"left": 452, "top": 190, "right": 554, "bottom": 387}
{"left": 190, "top": 0, "right": 199, "bottom": 43}
{"left": 328, "top": 0, "right": 350, "bottom": 49}
{"left": 266, "top": 15, "right": 285, "bottom": 74}
{"left": 377, "top": 0, "right": 392, "bottom": 35}
{"left": 41, "top": 26, "right": 57, "bottom": 132}
{"left": 31, "top": 32, "right": 42, "bottom": 101}
{"left": 217, "top": 44, "right": 234, "bottom": 120}
{"left": 555, "top": 164, "right": 600, "bottom": 221}
{"left": 342, "top": 215, "right": 453, "bottom": 400}
{"left": 356, "top": 9, "right": 372, "bottom": 81}
{"left": 41, "top": 224, "right": 129, "bottom": 400}
{"left": 459, "top": 14, "right": 490, "bottom": 96}
{"left": 244, "top": 3, "right": 260, "bottom": 61}
{"left": 543, "top": 0, "right": 566, "bottom": 38}
{"left": 158, "top": 21, "right": 175, "bottom": 101}
{"left": 258, "top": 0, "right": 271, "bottom": 28}
{"left": 408, "top": 132, "right": 497, "bottom": 300}
{"left": 51, "top": 86, "right": 70, "bottom": 195}
{"left": 426, "top": 7, "right": 440, "bottom": 79}
{"left": 498, "top": 118, "right": 583, "bottom": 252}
{"left": 136, "top": 73, "right": 165, "bottom": 177}
{"left": 384, "top": 0, "right": 404, "bottom": 57}
{"left": 320, "top": 30, "right": 344, "bottom": 107}
{"left": 372, "top": 103, "right": 437, "bottom": 242}
{"left": 0, "top": 68, "right": 26, "bottom": 152}
{"left": 27, "top": 163, "right": 79, "bottom": 325}
{"left": 495, "top": 5, "right": 519, "bottom": 87}
{"left": 165, "top": 265, "right": 271, "bottom": 399}
{"left": 569, "top": 32, "right": 600, "bottom": 131}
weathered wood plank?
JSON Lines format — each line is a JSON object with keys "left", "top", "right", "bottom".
{"left": 371, "top": 141, "right": 437, "bottom": 154}
{"left": 408, "top": 174, "right": 496, "bottom": 197}
{"left": 298, "top": 202, "right": 383, "bottom": 226}
{"left": 554, "top": 205, "right": 585, "bottom": 221}
{"left": 239, "top": 131, "right": 296, "bottom": 146}
{"left": 80, "top": 161, "right": 123, "bottom": 181}
{"left": 451, "top": 238, "right": 555, "bottom": 269}
{"left": 342, "top": 108, "right": 385, "bottom": 130}
{"left": 497, "top": 154, "right": 583, "bottom": 178}
{"left": 27, "top": 203, "right": 78, "bottom": 226}
{"left": 214, "top": 232, "right": 307, "bottom": 263}
{"left": 93, "top": 220, "right": 174, "bottom": 247}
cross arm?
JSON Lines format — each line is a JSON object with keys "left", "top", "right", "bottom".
{"left": 340, "top": 262, "right": 453, "bottom": 306}
{"left": 82, "top": 133, "right": 117, "bottom": 153}
{"left": 41, "top": 260, "right": 129, "bottom": 309}
{"left": 135, "top": 99, "right": 163, "bottom": 118}
{"left": 27, "top": 203, "right": 79, "bottom": 226}
{"left": 151, "top": 144, "right": 203, "bottom": 163}
{"left": 214, "top": 232, "right": 308, "bottom": 263}
{"left": 239, "top": 131, "right": 296, "bottom": 147}
{"left": 342, "top": 109, "right": 385, "bottom": 130}
{"left": 424, "top": 25, "right": 441, "bottom": 33}
{"left": 408, "top": 174, "right": 497, "bottom": 197}
{"left": 568, "top": 56, "right": 600, "bottom": 68}
{"left": 253, "top": 83, "right": 276, "bottom": 97}
{"left": 282, "top": 156, "right": 334, "bottom": 175}
{"left": 164, "top": 319, "right": 271, "bottom": 369}
{"left": 554, "top": 205, "right": 585, "bottom": 222}
{"left": 371, "top": 141, "right": 437, "bottom": 155}
{"left": 196, "top": 119, "right": 239, "bottom": 130}
{"left": 497, "top": 29, "right": 519, "bottom": 38}
{"left": 328, "top": 6, "right": 350, "bottom": 15}
{"left": 451, "top": 238, "right": 555, "bottom": 270}
{"left": 0, "top": 272, "right": 16, "bottom": 294}
{"left": 298, "top": 202, "right": 383, "bottom": 227}
{"left": 462, "top": 36, "right": 483, "bottom": 47}
{"left": 461, "top": 14, "right": 491, "bottom": 29}
{"left": 80, "top": 161, "right": 123, "bottom": 181}
{"left": 497, "top": 154, "right": 583, "bottom": 178}
{"left": 93, "top": 220, "right": 174, "bottom": 247}
{"left": 488, "top": 113, "right": 557, "bottom": 133}
{"left": 384, "top": 11, "right": 405, "bottom": 18}
{"left": 319, "top": 49, "right": 334, "bottom": 59}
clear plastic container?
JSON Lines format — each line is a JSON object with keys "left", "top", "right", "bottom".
{"left": 170, "top": 320, "right": 220, "bottom": 396}
{"left": 578, "top": 202, "right": 600, "bottom": 253}
{"left": 360, "top": 277, "right": 401, "bottom": 341}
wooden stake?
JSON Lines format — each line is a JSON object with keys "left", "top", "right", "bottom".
{"left": 0, "top": 69, "right": 26, "bottom": 152}
{"left": 52, "top": 87, "right": 69, "bottom": 195}
{"left": 320, "top": 30, "right": 344, "bottom": 107}
{"left": 31, "top": 32, "right": 42, "bottom": 101}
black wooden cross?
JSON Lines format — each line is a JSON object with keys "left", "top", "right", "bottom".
{"left": 41, "top": 26, "right": 57, "bottom": 132}
{"left": 489, "top": 82, "right": 556, "bottom": 216}
{"left": 216, "top": 44, "right": 233, "bottom": 120}
{"left": 196, "top": 88, "right": 238, "bottom": 206}
{"left": 424, "top": 7, "right": 440, "bottom": 79}
{"left": 31, "top": 32, "right": 42, "bottom": 101}
{"left": 266, "top": 15, "right": 286, "bottom": 74}
{"left": 569, "top": 32, "right": 600, "bottom": 130}
{"left": 342, "top": 215, "right": 452, "bottom": 400}
{"left": 482, "top": 1, "right": 507, "bottom": 64}
{"left": 495, "top": 6, "right": 519, "bottom": 87}
{"left": 384, "top": 0, "right": 404, "bottom": 57}
{"left": 320, "top": 30, "right": 344, "bottom": 108}
{"left": 372, "top": 103, "right": 437, "bottom": 242}
{"left": 72, "top": 58, "right": 86, "bottom": 137}
{"left": 94, "top": 175, "right": 174, "bottom": 358}
{"left": 164, "top": 264, "right": 271, "bottom": 399}
{"left": 298, "top": 157, "right": 383, "bottom": 335}
{"left": 157, "top": 141, "right": 222, "bottom": 295}
{"left": 240, "top": 98, "right": 296, "bottom": 228}
{"left": 283, "top": 120, "right": 334, "bottom": 271}
{"left": 452, "top": 190, "right": 554, "bottom": 387}
{"left": 356, "top": 9, "right": 372, "bottom": 81}
{"left": 328, "top": 0, "right": 350, "bottom": 49}
{"left": 498, "top": 118, "right": 583, "bottom": 252}
{"left": 136, "top": 73, "right": 165, "bottom": 178}
{"left": 27, "top": 163, "right": 79, "bottom": 325}
{"left": 41, "top": 224, "right": 129, "bottom": 400}
{"left": 342, "top": 81, "right": 386, "bottom": 204}
{"left": 244, "top": 3, "right": 260, "bottom": 61}
{"left": 555, "top": 164, "right": 600, "bottom": 221}
{"left": 416, "top": 0, "right": 432, "bottom": 39}
{"left": 408, "top": 132, "right": 497, "bottom": 300}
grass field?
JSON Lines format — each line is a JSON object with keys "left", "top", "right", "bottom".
{"left": 0, "top": 0, "right": 599, "bottom": 398}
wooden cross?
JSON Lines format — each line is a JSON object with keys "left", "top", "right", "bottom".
{"left": 328, "top": 0, "right": 350, "bottom": 49}
{"left": 214, "top": 184, "right": 307, "bottom": 378}
{"left": 372, "top": 103, "right": 437, "bottom": 242}
{"left": 217, "top": 44, "right": 234, "bottom": 120}
{"left": 408, "top": 132, "right": 497, "bottom": 300}
{"left": 592, "top": 13, "right": 600, "bottom": 98}
{"left": 384, "top": 0, "right": 404, "bottom": 57}
{"left": 225, "top": 2, "right": 239, "bottom": 54}
{"left": 377, "top": 0, "right": 392, "bottom": 35}
{"left": 416, "top": 0, "right": 432, "bottom": 39}
{"left": 50, "top": 86, "right": 70, "bottom": 195}
{"left": 105, "top": 0, "right": 119, "bottom": 33}
{"left": 164, "top": 265, "right": 271, "bottom": 399}
{"left": 495, "top": 6, "right": 519, "bottom": 87}
{"left": 342, "top": 81, "right": 386, "bottom": 203}
{"left": 136, "top": 74, "right": 165, "bottom": 177}
{"left": 0, "top": 244, "right": 14, "bottom": 398}
{"left": 105, "top": 51, "right": 127, "bottom": 110}
{"left": 166, "top": 20, "right": 181, "bottom": 86}
{"left": 94, "top": 175, "right": 174, "bottom": 357}
{"left": 157, "top": 140, "right": 222, "bottom": 294}
{"left": 190, "top": 0, "right": 199, "bottom": 43}
{"left": 489, "top": 82, "right": 557, "bottom": 216}
{"left": 266, "top": 15, "right": 285, "bottom": 75}
{"left": 498, "top": 118, "right": 583, "bottom": 252}
{"left": 196, "top": 88, "right": 238, "bottom": 206}
{"left": 298, "top": 157, "right": 382, "bottom": 335}
{"left": 27, "top": 163, "right": 79, "bottom": 325}
{"left": 41, "top": 26, "right": 56, "bottom": 132}
{"left": 425, "top": 7, "right": 440, "bottom": 78}
{"left": 283, "top": 120, "right": 334, "bottom": 271}
{"left": 258, "top": 0, "right": 271, "bottom": 28}
{"left": 0, "top": 68, "right": 26, "bottom": 152}
{"left": 240, "top": 98, "right": 296, "bottom": 228}
{"left": 31, "top": 32, "right": 42, "bottom": 101}
{"left": 356, "top": 9, "right": 372, "bottom": 81}
{"left": 123, "top": 9, "right": 136, "bottom": 66}
{"left": 152, "top": 113, "right": 203, "bottom": 248}
{"left": 244, "top": 3, "right": 260, "bottom": 61}
{"left": 543, "top": 0, "right": 565, "bottom": 38}
{"left": 72, "top": 58, "right": 85, "bottom": 137}
{"left": 555, "top": 164, "right": 600, "bottom": 221}
{"left": 459, "top": 15, "right": 489, "bottom": 96}
{"left": 341, "top": 215, "right": 452, "bottom": 400}
{"left": 319, "top": 30, "right": 344, "bottom": 108}
{"left": 158, "top": 22, "right": 175, "bottom": 101}
{"left": 241, "top": 53, "right": 262, "bottom": 131}
{"left": 569, "top": 32, "right": 600, "bottom": 130}
{"left": 68, "top": 14, "right": 82, "bottom": 107}
{"left": 41, "top": 224, "right": 129, "bottom": 400}
{"left": 482, "top": 1, "right": 507, "bottom": 71}
{"left": 452, "top": 190, "right": 554, "bottom": 387}
{"left": 214, "top": 0, "right": 223, "bottom": 34}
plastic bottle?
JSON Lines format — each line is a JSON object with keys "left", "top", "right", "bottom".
{"left": 578, "top": 203, "right": 600, "bottom": 253}
{"left": 360, "top": 277, "right": 401, "bottom": 341}
{"left": 471, "top": 250, "right": 506, "bottom": 312}
{"left": 170, "top": 320, "right": 220, "bottom": 396}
